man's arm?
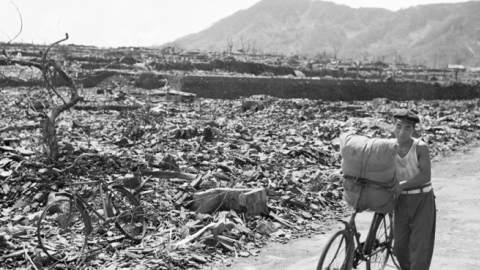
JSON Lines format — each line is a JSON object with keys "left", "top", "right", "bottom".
{"left": 392, "top": 141, "right": 432, "bottom": 195}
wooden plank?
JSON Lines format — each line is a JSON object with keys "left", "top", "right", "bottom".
{"left": 139, "top": 170, "right": 197, "bottom": 180}
{"left": 191, "top": 188, "right": 267, "bottom": 215}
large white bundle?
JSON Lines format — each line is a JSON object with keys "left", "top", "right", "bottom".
{"left": 340, "top": 133, "right": 398, "bottom": 183}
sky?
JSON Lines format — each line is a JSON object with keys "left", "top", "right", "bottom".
{"left": 0, "top": 0, "right": 474, "bottom": 48}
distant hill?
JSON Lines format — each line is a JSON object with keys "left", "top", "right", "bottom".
{"left": 165, "top": 0, "right": 480, "bottom": 67}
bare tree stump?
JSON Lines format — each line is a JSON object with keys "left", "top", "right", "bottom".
{"left": 41, "top": 118, "right": 59, "bottom": 161}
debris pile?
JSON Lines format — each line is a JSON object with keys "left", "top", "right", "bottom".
{"left": 1, "top": 88, "right": 480, "bottom": 269}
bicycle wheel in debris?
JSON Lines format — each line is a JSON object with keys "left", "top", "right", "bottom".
{"left": 109, "top": 185, "right": 146, "bottom": 241}
{"left": 37, "top": 196, "right": 91, "bottom": 262}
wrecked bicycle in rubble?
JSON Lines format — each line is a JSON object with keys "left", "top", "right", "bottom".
{"left": 317, "top": 177, "right": 400, "bottom": 270}
{"left": 36, "top": 154, "right": 146, "bottom": 263}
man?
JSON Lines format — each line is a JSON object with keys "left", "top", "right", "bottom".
{"left": 390, "top": 110, "right": 436, "bottom": 270}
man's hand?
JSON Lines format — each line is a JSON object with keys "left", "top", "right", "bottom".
{"left": 389, "top": 180, "right": 404, "bottom": 196}
{"left": 327, "top": 169, "right": 343, "bottom": 182}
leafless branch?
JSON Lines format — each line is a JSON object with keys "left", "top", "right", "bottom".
{"left": 52, "top": 153, "right": 100, "bottom": 173}
{"left": 56, "top": 20, "right": 63, "bottom": 35}
{"left": 40, "top": 34, "right": 71, "bottom": 108}
{"left": 42, "top": 33, "right": 69, "bottom": 60}
{"left": 43, "top": 63, "right": 68, "bottom": 105}
{"left": 6, "top": 1, "right": 23, "bottom": 46}
{"left": 0, "top": 8, "right": 82, "bottom": 161}
{"left": 49, "top": 60, "right": 84, "bottom": 119}
{"left": 5, "top": 58, "right": 42, "bottom": 69}
{"left": 0, "top": 31, "right": 11, "bottom": 43}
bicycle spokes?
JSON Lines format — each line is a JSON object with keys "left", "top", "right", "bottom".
{"left": 109, "top": 187, "right": 146, "bottom": 240}
{"left": 37, "top": 199, "right": 89, "bottom": 263}
{"left": 327, "top": 237, "right": 347, "bottom": 268}
{"left": 367, "top": 214, "right": 392, "bottom": 270}
{"left": 317, "top": 230, "right": 353, "bottom": 270}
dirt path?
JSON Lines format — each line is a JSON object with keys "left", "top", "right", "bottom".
{"left": 214, "top": 142, "right": 480, "bottom": 270}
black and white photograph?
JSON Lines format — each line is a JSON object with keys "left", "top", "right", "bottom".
{"left": 1, "top": 0, "right": 480, "bottom": 269}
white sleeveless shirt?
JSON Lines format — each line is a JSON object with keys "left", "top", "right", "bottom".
{"left": 396, "top": 139, "right": 429, "bottom": 185}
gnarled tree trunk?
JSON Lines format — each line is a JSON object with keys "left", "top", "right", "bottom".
{"left": 41, "top": 117, "right": 59, "bottom": 162}
{"left": 1, "top": 34, "right": 83, "bottom": 162}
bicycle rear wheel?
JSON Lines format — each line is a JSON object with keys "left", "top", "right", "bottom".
{"left": 109, "top": 186, "right": 146, "bottom": 240}
{"left": 37, "top": 197, "right": 91, "bottom": 262}
{"left": 364, "top": 213, "right": 393, "bottom": 270}
{"left": 316, "top": 229, "right": 354, "bottom": 270}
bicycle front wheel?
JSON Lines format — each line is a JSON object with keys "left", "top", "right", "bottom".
{"left": 364, "top": 213, "right": 393, "bottom": 270}
{"left": 317, "top": 229, "right": 354, "bottom": 270}
{"left": 109, "top": 186, "right": 146, "bottom": 240}
{"left": 37, "top": 197, "right": 90, "bottom": 262}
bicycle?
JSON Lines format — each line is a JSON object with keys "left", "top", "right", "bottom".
{"left": 316, "top": 178, "right": 400, "bottom": 270}
{"left": 36, "top": 154, "right": 146, "bottom": 263}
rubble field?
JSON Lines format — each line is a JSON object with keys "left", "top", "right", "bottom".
{"left": 1, "top": 84, "right": 480, "bottom": 270}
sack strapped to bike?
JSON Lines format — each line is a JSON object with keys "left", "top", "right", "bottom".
{"left": 343, "top": 176, "right": 397, "bottom": 214}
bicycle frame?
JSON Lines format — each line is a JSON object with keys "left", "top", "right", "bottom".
{"left": 340, "top": 212, "right": 365, "bottom": 265}
{"left": 59, "top": 180, "right": 115, "bottom": 224}
{"left": 37, "top": 154, "right": 147, "bottom": 264}
{"left": 340, "top": 211, "right": 389, "bottom": 268}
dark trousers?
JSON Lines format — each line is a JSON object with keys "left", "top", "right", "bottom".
{"left": 393, "top": 190, "right": 436, "bottom": 270}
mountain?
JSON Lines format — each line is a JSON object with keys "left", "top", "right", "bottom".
{"left": 166, "top": 0, "right": 480, "bottom": 67}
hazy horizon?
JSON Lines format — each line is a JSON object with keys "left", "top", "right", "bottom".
{"left": 0, "top": 0, "right": 474, "bottom": 48}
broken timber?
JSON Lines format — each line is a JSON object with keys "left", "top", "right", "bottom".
{"left": 191, "top": 188, "right": 267, "bottom": 217}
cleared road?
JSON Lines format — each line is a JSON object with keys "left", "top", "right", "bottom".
{"left": 219, "top": 143, "right": 480, "bottom": 270}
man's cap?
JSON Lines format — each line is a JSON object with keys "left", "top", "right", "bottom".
{"left": 393, "top": 109, "right": 420, "bottom": 124}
